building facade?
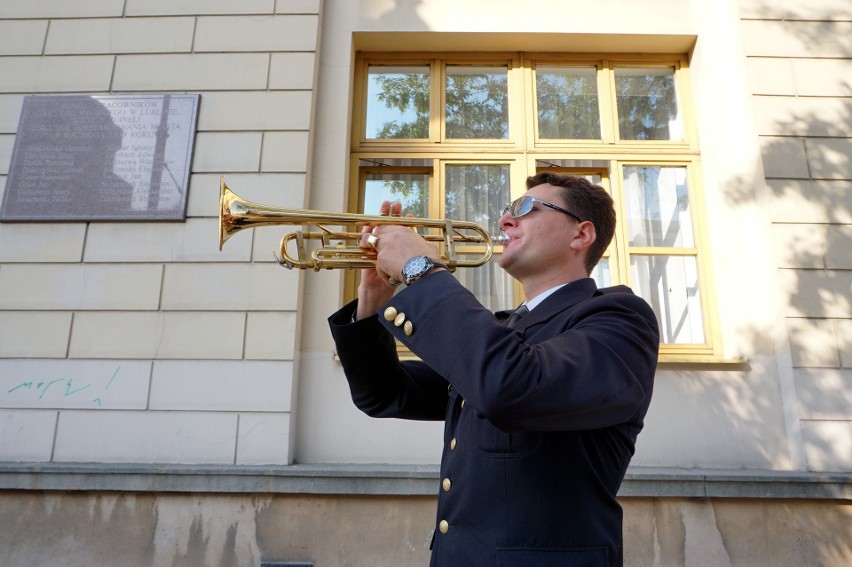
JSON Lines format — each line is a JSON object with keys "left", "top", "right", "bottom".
{"left": 0, "top": 0, "right": 849, "bottom": 565}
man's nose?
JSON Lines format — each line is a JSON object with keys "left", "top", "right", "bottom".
{"left": 499, "top": 210, "right": 516, "bottom": 230}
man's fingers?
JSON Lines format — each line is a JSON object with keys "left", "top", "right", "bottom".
{"left": 360, "top": 200, "right": 409, "bottom": 249}
{"left": 361, "top": 200, "right": 392, "bottom": 247}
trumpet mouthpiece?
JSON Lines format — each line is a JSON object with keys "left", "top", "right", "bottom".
{"left": 491, "top": 234, "right": 510, "bottom": 246}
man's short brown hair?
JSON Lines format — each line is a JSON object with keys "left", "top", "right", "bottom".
{"left": 525, "top": 172, "right": 616, "bottom": 275}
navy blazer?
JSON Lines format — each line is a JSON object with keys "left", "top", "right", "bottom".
{"left": 329, "top": 273, "right": 659, "bottom": 567}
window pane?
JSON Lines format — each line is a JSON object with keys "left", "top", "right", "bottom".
{"left": 446, "top": 66, "right": 508, "bottom": 139}
{"left": 631, "top": 255, "right": 705, "bottom": 344}
{"left": 366, "top": 66, "right": 430, "bottom": 139}
{"left": 615, "top": 67, "right": 682, "bottom": 141}
{"left": 590, "top": 258, "right": 611, "bottom": 288}
{"left": 364, "top": 172, "right": 429, "bottom": 217}
{"left": 453, "top": 261, "right": 515, "bottom": 312}
{"left": 623, "top": 166, "right": 694, "bottom": 248}
{"left": 445, "top": 164, "right": 512, "bottom": 310}
{"left": 445, "top": 164, "right": 510, "bottom": 236}
{"left": 536, "top": 66, "right": 601, "bottom": 139}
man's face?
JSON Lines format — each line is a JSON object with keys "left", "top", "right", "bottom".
{"left": 497, "top": 183, "right": 578, "bottom": 280}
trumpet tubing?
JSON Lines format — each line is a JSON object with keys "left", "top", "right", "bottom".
{"left": 218, "top": 177, "right": 504, "bottom": 271}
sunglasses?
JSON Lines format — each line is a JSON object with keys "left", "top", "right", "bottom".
{"left": 503, "top": 196, "right": 583, "bottom": 223}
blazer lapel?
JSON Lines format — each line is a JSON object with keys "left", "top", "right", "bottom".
{"left": 522, "top": 278, "right": 599, "bottom": 329}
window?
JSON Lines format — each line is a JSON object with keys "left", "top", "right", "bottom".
{"left": 350, "top": 53, "right": 723, "bottom": 361}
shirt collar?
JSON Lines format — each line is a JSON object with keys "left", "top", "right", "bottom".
{"left": 523, "top": 283, "right": 568, "bottom": 312}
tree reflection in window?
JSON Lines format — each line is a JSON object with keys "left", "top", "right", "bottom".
{"left": 446, "top": 66, "right": 509, "bottom": 139}
{"left": 364, "top": 171, "right": 428, "bottom": 217}
{"left": 536, "top": 66, "right": 601, "bottom": 139}
{"left": 615, "top": 67, "right": 682, "bottom": 141}
{"left": 366, "top": 66, "right": 430, "bottom": 139}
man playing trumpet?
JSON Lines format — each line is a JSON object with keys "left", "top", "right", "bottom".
{"left": 328, "top": 172, "right": 660, "bottom": 567}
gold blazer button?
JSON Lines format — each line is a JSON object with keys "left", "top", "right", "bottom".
{"left": 383, "top": 306, "right": 398, "bottom": 321}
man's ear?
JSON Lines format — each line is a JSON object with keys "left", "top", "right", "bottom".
{"left": 569, "top": 220, "right": 597, "bottom": 252}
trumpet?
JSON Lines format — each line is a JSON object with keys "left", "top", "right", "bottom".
{"left": 218, "top": 177, "right": 508, "bottom": 271}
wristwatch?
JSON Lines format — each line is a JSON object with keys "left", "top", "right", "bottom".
{"left": 401, "top": 256, "right": 448, "bottom": 285}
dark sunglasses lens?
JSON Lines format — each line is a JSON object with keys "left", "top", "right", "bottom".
{"left": 514, "top": 196, "right": 534, "bottom": 218}
{"left": 504, "top": 197, "right": 534, "bottom": 218}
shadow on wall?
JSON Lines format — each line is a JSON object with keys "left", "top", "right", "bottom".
{"left": 730, "top": 0, "right": 852, "bottom": 314}
{"left": 638, "top": 14, "right": 850, "bottom": 477}
{"left": 721, "top": 11, "right": 852, "bottom": 475}
{"left": 723, "top": 63, "right": 851, "bottom": 325}
{"left": 334, "top": 0, "right": 851, "bottom": 472}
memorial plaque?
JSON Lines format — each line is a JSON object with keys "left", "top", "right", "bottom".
{"left": 1, "top": 94, "right": 200, "bottom": 221}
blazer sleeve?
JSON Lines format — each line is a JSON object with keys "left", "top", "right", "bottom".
{"left": 378, "top": 272, "right": 660, "bottom": 433}
{"left": 328, "top": 300, "right": 449, "bottom": 421}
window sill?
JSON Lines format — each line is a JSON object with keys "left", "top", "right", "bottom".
{"left": 0, "top": 463, "right": 848, "bottom": 501}
{"left": 658, "top": 354, "right": 749, "bottom": 366}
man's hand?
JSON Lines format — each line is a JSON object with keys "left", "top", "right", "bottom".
{"left": 354, "top": 200, "right": 442, "bottom": 320}
{"left": 355, "top": 200, "right": 401, "bottom": 321}
{"left": 372, "top": 223, "right": 441, "bottom": 284}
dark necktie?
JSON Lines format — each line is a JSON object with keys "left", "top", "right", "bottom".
{"left": 505, "top": 304, "right": 529, "bottom": 329}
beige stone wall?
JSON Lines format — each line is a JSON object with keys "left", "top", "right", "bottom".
{"left": 0, "top": 491, "right": 849, "bottom": 567}
{"left": 295, "top": 0, "right": 824, "bottom": 474}
{"left": 740, "top": 0, "right": 852, "bottom": 472}
{"left": 0, "top": 0, "right": 848, "bottom": 486}
{"left": 0, "top": 1, "right": 322, "bottom": 465}
{"left": 0, "top": 1, "right": 849, "bottom": 566}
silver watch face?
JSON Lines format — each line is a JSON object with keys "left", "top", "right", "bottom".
{"left": 403, "top": 256, "right": 431, "bottom": 282}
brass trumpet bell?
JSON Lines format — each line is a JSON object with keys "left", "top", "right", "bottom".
{"left": 218, "top": 177, "right": 505, "bottom": 271}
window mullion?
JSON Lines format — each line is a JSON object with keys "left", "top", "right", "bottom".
{"left": 433, "top": 157, "right": 445, "bottom": 219}
{"left": 521, "top": 53, "right": 536, "bottom": 151}
{"left": 352, "top": 57, "right": 367, "bottom": 148}
{"left": 610, "top": 161, "right": 632, "bottom": 285}
{"left": 597, "top": 165, "right": 623, "bottom": 284}
{"left": 599, "top": 60, "right": 618, "bottom": 144}
{"left": 685, "top": 160, "right": 719, "bottom": 352}
{"left": 509, "top": 52, "right": 527, "bottom": 150}
{"left": 432, "top": 59, "right": 444, "bottom": 143}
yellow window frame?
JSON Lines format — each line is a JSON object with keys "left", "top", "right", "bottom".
{"left": 349, "top": 51, "right": 737, "bottom": 363}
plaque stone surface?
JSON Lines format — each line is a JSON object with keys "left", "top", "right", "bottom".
{"left": 1, "top": 94, "right": 200, "bottom": 221}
